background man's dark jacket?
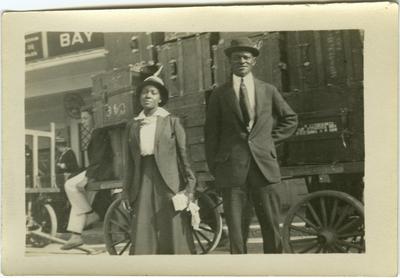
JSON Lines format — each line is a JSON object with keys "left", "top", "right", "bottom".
{"left": 86, "top": 128, "right": 114, "bottom": 181}
{"left": 56, "top": 149, "right": 79, "bottom": 175}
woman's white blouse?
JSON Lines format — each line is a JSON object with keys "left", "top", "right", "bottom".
{"left": 134, "top": 107, "right": 170, "bottom": 156}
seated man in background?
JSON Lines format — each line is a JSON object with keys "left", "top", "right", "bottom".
{"left": 61, "top": 107, "right": 114, "bottom": 250}
{"left": 55, "top": 137, "right": 79, "bottom": 182}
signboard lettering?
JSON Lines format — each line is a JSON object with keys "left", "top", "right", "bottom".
{"left": 295, "top": 121, "right": 338, "bottom": 136}
{"left": 104, "top": 103, "right": 127, "bottom": 120}
{"left": 47, "top": 32, "right": 104, "bottom": 57}
{"left": 25, "top": 32, "right": 44, "bottom": 62}
{"left": 59, "top": 32, "right": 94, "bottom": 47}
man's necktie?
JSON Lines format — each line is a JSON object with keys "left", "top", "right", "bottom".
{"left": 239, "top": 78, "right": 252, "bottom": 128}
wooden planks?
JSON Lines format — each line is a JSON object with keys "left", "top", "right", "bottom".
{"left": 92, "top": 89, "right": 136, "bottom": 129}
{"left": 164, "top": 32, "right": 197, "bottom": 42}
{"left": 279, "top": 30, "right": 364, "bottom": 166}
{"left": 281, "top": 161, "right": 364, "bottom": 178}
{"left": 165, "top": 91, "right": 208, "bottom": 174}
{"left": 107, "top": 127, "right": 126, "bottom": 180}
{"left": 92, "top": 66, "right": 133, "bottom": 95}
{"left": 284, "top": 30, "right": 363, "bottom": 93}
{"left": 104, "top": 32, "right": 164, "bottom": 70}
{"left": 280, "top": 105, "right": 364, "bottom": 165}
{"left": 89, "top": 31, "right": 364, "bottom": 182}
{"left": 157, "top": 33, "right": 213, "bottom": 97}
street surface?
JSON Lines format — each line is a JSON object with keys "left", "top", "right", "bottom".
{"left": 26, "top": 221, "right": 272, "bottom": 256}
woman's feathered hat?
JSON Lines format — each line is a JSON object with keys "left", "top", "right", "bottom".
{"left": 136, "top": 65, "right": 169, "bottom": 107}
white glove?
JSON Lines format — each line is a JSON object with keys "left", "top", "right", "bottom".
{"left": 187, "top": 202, "right": 201, "bottom": 230}
{"left": 172, "top": 193, "right": 189, "bottom": 211}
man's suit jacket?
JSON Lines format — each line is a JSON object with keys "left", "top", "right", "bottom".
{"left": 86, "top": 128, "right": 114, "bottom": 181}
{"left": 205, "top": 77, "right": 298, "bottom": 188}
{"left": 122, "top": 115, "right": 196, "bottom": 204}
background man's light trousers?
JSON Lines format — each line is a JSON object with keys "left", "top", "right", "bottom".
{"left": 64, "top": 171, "right": 97, "bottom": 233}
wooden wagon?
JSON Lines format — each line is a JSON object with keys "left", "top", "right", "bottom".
{"left": 89, "top": 30, "right": 365, "bottom": 254}
{"left": 26, "top": 30, "right": 365, "bottom": 254}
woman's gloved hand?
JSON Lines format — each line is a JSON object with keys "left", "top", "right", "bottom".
{"left": 121, "top": 195, "right": 132, "bottom": 212}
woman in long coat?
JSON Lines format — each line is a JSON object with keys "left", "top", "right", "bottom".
{"left": 121, "top": 75, "right": 197, "bottom": 255}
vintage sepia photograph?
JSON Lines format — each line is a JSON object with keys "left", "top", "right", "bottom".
{"left": 2, "top": 3, "right": 397, "bottom": 275}
{"left": 24, "top": 30, "right": 365, "bottom": 256}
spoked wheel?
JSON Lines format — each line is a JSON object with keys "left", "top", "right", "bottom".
{"left": 26, "top": 202, "right": 58, "bottom": 248}
{"left": 282, "top": 190, "right": 365, "bottom": 253}
{"left": 192, "top": 191, "right": 223, "bottom": 254}
{"left": 103, "top": 197, "right": 133, "bottom": 255}
{"left": 104, "top": 192, "right": 223, "bottom": 255}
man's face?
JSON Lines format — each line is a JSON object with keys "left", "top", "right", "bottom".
{"left": 229, "top": 50, "right": 256, "bottom": 77}
{"left": 81, "top": 111, "right": 94, "bottom": 129}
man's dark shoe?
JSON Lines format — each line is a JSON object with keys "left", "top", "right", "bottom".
{"left": 60, "top": 235, "right": 84, "bottom": 250}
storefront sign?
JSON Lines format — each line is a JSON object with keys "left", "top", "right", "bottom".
{"left": 47, "top": 32, "right": 104, "bottom": 57}
{"left": 25, "top": 32, "right": 44, "bottom": 62}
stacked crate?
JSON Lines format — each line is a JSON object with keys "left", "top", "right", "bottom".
{"left": 91, "top": 67, "right": 134, "bottom": 179}
{"left": 92, "top": 33, "right": 166, "bottom": 179}
{"left": 88, "top": 31, "right": 364, "bottom": 207}
{"left": 104, "top": 32, "right": 164, "bottom": 70}
{"left": 279, "top": 30, "right": 364, "bottom": 165}
{"left": 157, "top": 33, "right": 213, "bottom": 181}
{"left": 164, "top": 32, "right": 197, "bottom": 42}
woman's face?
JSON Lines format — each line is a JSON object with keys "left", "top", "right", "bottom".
{"left": 140, "top": 85, "right": 161, "bottom": 110}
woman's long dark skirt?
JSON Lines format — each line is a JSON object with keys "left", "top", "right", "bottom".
{"left": 130, "top": 155, "right": 195, "bottom": 255}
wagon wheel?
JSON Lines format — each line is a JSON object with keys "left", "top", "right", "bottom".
{"left": 26, "top": 203, "right": 58, "bottom": 248}
{"left": 192, "top": 191, "right": 223, "bottom": 254}
{"left": 282, "top": 190, "right": 364, "bottom": 253}
{"left": 103, "top": 197, "right": 132, "bottom": 255}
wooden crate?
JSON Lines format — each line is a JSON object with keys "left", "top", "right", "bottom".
{"left": 212, "top": 32, "right": 282, "bottom": 90}
{"left": 92, "top": 67, "right": 143, "bottom": 128}
{"left": 92, "top": 90, "right": 137, "bottom": 129}
{"left": 218, "top": 32, "right": 267, "bottom": 40}
{"left": 164, "top": 91, "right": 208, "bottom": 176}
{"left": 104, "top": 32, "right": 164, "bottom": 70}
{"left": 92, "top": 67, "right": 134, "bottom": 95}
{"left": 157, "top": 33, "right": 213, "bottom": 97}
{"left": 276, "top": 31, "right": 364, "bottom": 166}
{"left": 279, "top": 105, "right": 364, "bottom": 165}
{"left": 107, "top": 127, "right": 126, "bottom": 180}
{"left": 164, "top": 32, "right": 197, "bottom": 42}
{"left": 284, "top": 30, "right": 363, "bottom": 93}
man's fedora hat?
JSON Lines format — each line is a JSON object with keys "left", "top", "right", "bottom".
{"left": 224, "top": 37, "right": 260, "bottom": 57}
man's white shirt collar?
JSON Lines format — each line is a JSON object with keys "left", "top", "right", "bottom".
{"left": 232, "top": 72, "right": 254, "bottom": 85}
{"left": 134, "top": 107, "right": 170, "bottom": 120}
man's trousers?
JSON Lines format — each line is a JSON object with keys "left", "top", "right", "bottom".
{"left": 221, "top": 158, "right": 282, "bottom": 254}
{"left": 64, "top": 171, "right": 97, "bottom": 233}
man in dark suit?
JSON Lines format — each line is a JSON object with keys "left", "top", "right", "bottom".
{"left": 61, "top": 107, "right": 114, "bottom": 250}
{"left": 55, "top": 137, "right": 79, "bottom": 175}
{"left": 205, "top": 37, "right": 298, "bottom": 254}
{"left": 55, "top": 137, "right": 79, "bottom": 186}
